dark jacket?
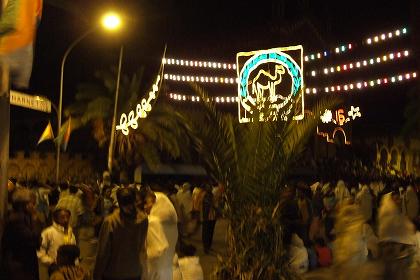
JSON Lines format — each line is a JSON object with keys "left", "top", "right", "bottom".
{"left": 1, "top": 211, "right": 42, "bottom": 280}
{"left": 93, "top": 209, "right": 148, "bottom": 280}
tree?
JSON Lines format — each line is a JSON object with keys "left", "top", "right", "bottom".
{"left": 65, "top": 68, "right": 187, "bottom": 172}
{"left": 178, "top": 84, "right": 336, "bottom": 279}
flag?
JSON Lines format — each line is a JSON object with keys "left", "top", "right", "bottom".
{"left": 55, "top": 117, "right": 72, "bottom": 151}
{"left": 37, "top": 121, "right": 54, "bottom": 145}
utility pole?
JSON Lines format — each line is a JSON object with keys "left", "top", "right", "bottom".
{"left": 0, "top": 61, "right": 10, "bottom": 235}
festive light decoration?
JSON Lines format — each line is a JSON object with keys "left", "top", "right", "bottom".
{"left": 305, "top": 71, "right": 417, "bottom": 95}
{"left": 163, "top": 58, "right": 236, "bottom": 70}
{"left": 164, "top": 73, "right": 238, "bottom": 84}
{"left": 304, "top": 44, "right": 352, "bottom": 62}
{"left": 237, "top": 46, "right": 304, "bottom": 123}
{"left": 317, "top": 105, "right": 362, "bottom": 145}
{"left": 313, "top": 50, "right": 410, "bottom": 76}
{"left": 366, "top": 27, "right": 407, "bottom": 45}
{"left": 168, "top": 93, "right": 239, "bottom": 103}
{"left": 320, "top": 106, "right": 362, "bottom": 125}
{"left": 116, "top": 73, "right": 163, "bottom": 135}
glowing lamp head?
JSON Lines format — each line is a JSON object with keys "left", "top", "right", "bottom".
{"left": 101, "top": 12, "right": 122, "bottom": 31}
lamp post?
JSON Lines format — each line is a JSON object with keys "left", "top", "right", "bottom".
{"left": 55, "top": 12, "right": 122, "bottom": 183}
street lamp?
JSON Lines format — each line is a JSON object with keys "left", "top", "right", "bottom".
{"left": 56, "top": 12, "right": 122, "bottom": 183}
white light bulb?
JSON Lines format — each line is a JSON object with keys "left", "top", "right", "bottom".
{"left": 183, "top": 96, "right": 186, "bottom": 101}
{"left": 388, "top": 32, "right": 393, "bottom": 38}
{"left": 376, "top": 57, "right": 381, "bottom": 63}
{"left": 311, "top": 70, "right": 316, "bottom": 77}
{"left": 363, "top": 60, "right": 367, "bottom": 66}
{"left": 344, "top": 85, "right": 348, "bottom": 91}
{"left": 216, "top": 97, "right": 220, "bottom": 103}
{"left": 405, "top": 73, "right": 410, "bottom": 79}
{"left": 367, "top": 38, "right": 372, "bottom": 44}
{"left": 177, "top": 75, "right": 181, "bottom": 81}
{"left": 176, "top": 60, "right": 179, "bottom": 65}
{"left": 389, "top": 53, "right": 394, "bottom": 59}
{"left": 356, "top": 62, "right": 360, "bottom": 68}
{"left": 312, "top": 88, "right": 317, "bottom": 94}
{"left": 335, "top": 47, "right": 340, "bottom": 53}
{"left": 349, "top": 64, "right": 353, "bottom": 69}
{"left": 324, "top": 68, "right": 328, "bottom": 74}
{"left": 217, "top": 63, "right": 221, "bottom": 68}
{"left": 164, "top": 74, "right": 168, "bottom": 79}
{"left": 192, "top": 96, "right": 195, "bottom": 102}
{"left": 398, "top": 75, "right": 403, "bottom": 81}
{"left": 413, "top": 72, "right": 417, "bottom": 78}
{"left": 199, "top": 62, "right": 202, "bottom": 67}
{"left": 223, "top": 63, "right": 227, "bottom": 69}
{"left": 404, "top": 50, "right": 409, "bottom": 56}
{"left": 325, "top": 87, "right": 329, "bottom": 93}
{"left": 402, "top": 28, "right": 407, "bottom": 34}
{"left": 228, "top": 64, "right": 231, "bottom": 69}
{"left": 382, "top": 55, "right": 387, "bottom": 61}
{"left": 370, "top": 59, "right": 374, "bottom": 64}
{"left": 306, "top": 88, "right": 310, "bottom": 94}
{"left": 374, "top": 36, "right": 379, "bottom": 42}
{"left": 213, "top": 62, "right": 217, "bottom": 68}
{"left": 182, "top": 76, "right": 185, "bottom": 81}
{"left": 180, "top": 60, "right": 184, "bottom": 65}
{"left": 331, "top": 87, "right": 335, "bottom": 92}
{"left": 233, "top": 64, "right": 237, "bottom": 70}
{"left": 396, "top": 30, "right": 400, "bottom": 36}
{"left": 349, "top": 84, "right": 354, "bottom": 89}
{"left": 162, "top": 58, "right": 167, "bottom": 64}
{"left": 203, "top": 62, "right": 207, "bottom": 67}
{"left": 330, "top": 67, "right": 334, "bottom": 73}
{"left": 200, "top": 77, "right": 204, "bottom": 82}
{"left": 357, "top": 83, "right": 362, "bottom": 89}
{"left": 381, "top": 34, "right": 386, "bottom": 40}
{"left": 317, "top": 53, "right": 321, "bottom": 58}
{"left": 337, "top": 86, "right": 341, "bottom": 91}
{"left": 391, "top": 77, "right": 396, "bottom": 82}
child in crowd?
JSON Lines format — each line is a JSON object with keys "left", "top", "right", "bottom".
{"left": 50, "top": 245, "right": 90, "bottom": 280}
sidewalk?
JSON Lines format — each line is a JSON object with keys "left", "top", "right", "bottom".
{"left": 187, "top": 219, "right": 228, "bottom": 280}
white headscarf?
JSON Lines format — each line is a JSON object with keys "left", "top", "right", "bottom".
{"left": 335, "top": 180, "right": 350, "bottom": 206}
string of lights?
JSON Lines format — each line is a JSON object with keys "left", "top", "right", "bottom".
{"left": 163, "top": 27, "right": 409, "bottom": 67}
{"left": 164, "top": 73, "right": 238, "bottom": 84}
{"left": 305, "top": 71, "right": 417, "bottom": 95}
{"left": 163, "top": 58, "right": 236, "bottom": 70}
{"left": 310, "top": 50, "right": 410, "bottom": 76}
{"left": 365, "top": 28, "right": 407, "bottom": 45}
{"left": 168, "top": 93, "right": 240, "bottom": 103}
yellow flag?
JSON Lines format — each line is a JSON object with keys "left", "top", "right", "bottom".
{"left": 37, "top": 121, "right": 55, "bottom": 145}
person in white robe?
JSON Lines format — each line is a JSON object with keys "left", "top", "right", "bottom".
{"left": 144, "top": 192, "right": 178, "bottom": 280}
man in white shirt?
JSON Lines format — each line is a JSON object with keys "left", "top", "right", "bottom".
{"left": 37, "top": 208, "right": 76, "bottom": 280}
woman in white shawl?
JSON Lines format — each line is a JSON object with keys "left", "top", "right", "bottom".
{"left": 144, "top": 191, "right": 178, "bottom": 280}
{"left": 404, "top": 186, "right": 419, "bottom": 220}
{"left": 334, "top": 180, "right": 350, "bottom": 207}
{"left": 356, "top": 185, "right": 372, "bottom": 222}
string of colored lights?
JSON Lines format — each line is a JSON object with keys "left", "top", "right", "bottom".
{"left": 310, "top": 50, "right": 410, "bottom": 76}
{"left": 162, "top": 58, "right": 236, "bottom": 70}
{"left": 163, "top": 27, "right": 409, "bottom": 67}
{"left": 166, "top": 71, "right": 417, "bottom": 103}
{"left": 168, "top": 93, "right": 239, "bottom": 103}
{"left": 164, "top": 73, "right": 238, "bottom": 84}
{"left": 366, "top": 28, "right": 407, "bottom": 45}
{"left": 305, "top": 71, "right": 417, "bottom": 95}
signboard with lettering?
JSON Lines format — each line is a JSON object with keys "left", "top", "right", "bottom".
{"left": 236, "top": 45, "right": 304, "bottom": 123}
{"left": 10, "top": 91, "right": 51, "bottom": 113}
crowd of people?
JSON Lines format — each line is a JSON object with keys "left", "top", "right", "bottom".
{"left": 281, "top": 178, "right": 420, "bottom": 279}
{"left": 1, "top": 171, "right": 420, "bottom": 280}
{"left": 0, "top": 172, "right": 225, "bottom": 280}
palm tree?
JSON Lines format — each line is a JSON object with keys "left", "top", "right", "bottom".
{"left": 178, "top": 84, "right": 337, "bottom": 279}
{"left": 65, "top": 67, "right": 187, "bottom": 171}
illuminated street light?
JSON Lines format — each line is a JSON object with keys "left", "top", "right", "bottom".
{"left": 101, "top": 12, "right": 122, "bottom": 31}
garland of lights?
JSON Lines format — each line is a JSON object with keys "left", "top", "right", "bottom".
{"left": 366, "top": 28, "right": 407, "bottom": 45}
{"left": 166, "top": 71, "right": 417, "bottom": 103}
{"left": 116, "top": 69, "right": 164, "bottom": 136}
{"left": 164, "top": 73, "right": 237, "bottom": 84}
{"left": 310, "top": 50, "right": 410, "bottom": 77}
{"left": 305, "top": 71, "right": 417, "bottom": 95}
{"left": 162, "top": 58, "right": 236, "bottom": 70}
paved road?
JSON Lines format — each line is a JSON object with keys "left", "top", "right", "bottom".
{"left": 186, "top": 219, "right": 228, "bottom": 280}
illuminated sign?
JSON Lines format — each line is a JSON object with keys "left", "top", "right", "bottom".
{"left": 236, "top": 46, "right": 304, "bottom": 123}
{"left": 116, "top": 73, "right": 162, "bottom": 136}
{"left": 317, "top": 106, "right": 362, "bottom": 145}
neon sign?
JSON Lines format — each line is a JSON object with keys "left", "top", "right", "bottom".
{"left": 317, "top": 106, "right": 362, "bottom": 145}
{"left": 116, "top": 74, "right": 162, "bottom": 136}
{"left": 237, "top": 46, "right": 304, "bottom": 123}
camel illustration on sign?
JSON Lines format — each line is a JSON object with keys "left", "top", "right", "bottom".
{"left": 251, "top": 64, "right": 286, "bottom": 106}
{"left": 237, "top": 46, "right": 304, "bottom": 123}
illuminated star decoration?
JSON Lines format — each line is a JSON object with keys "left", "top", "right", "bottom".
{"left": 320, "top": 109, "right": 333, "bottom": 123}
{"left": 348, "top": 106, "right": 361, "bottom": 120}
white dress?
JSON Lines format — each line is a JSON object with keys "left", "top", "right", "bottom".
{"left": 145, "top": 192, "right": 178, "bottom": 280}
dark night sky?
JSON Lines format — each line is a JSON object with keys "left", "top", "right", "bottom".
{"left": 10, "top": 0, "right": 416, "bottom": 153}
